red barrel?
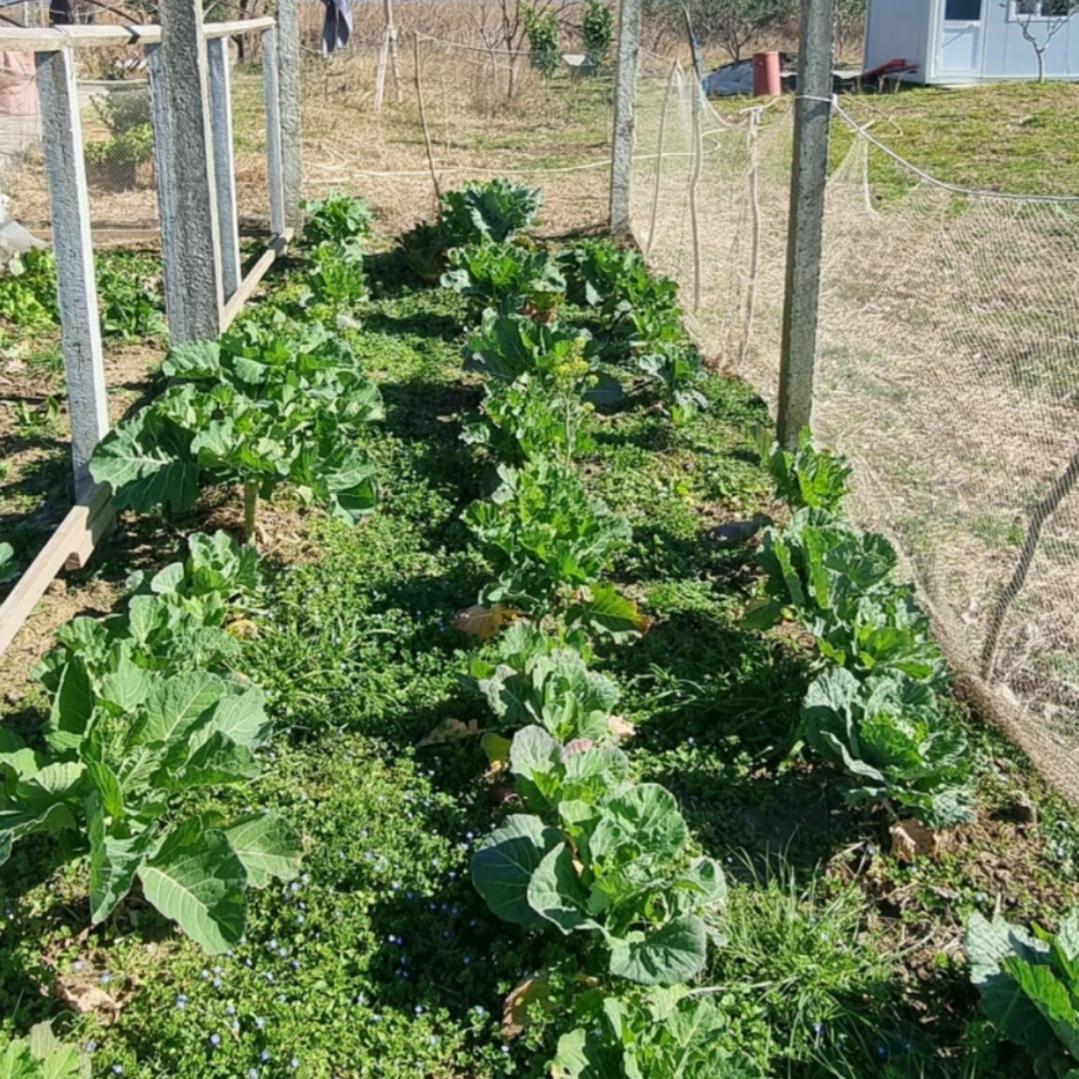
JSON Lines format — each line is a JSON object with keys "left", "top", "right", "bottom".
{"left": 752, "top": 51, "right": 781, "bottom": 97}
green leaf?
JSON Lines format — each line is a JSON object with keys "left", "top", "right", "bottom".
{"left": 98, "top": 652, "right": 150, "bottom": 713}
{"left": 471, "top": 813, "right": 559, "bottom": 929}
{"left": 566, "top": 583, "right": 649, "bottom": 642}
{"left": 138, "top": 672, "right": 224, "bottom": 746}
{"left": 589, "top": 784, "right": 688, "bottom": 865}
{"left": 85, "top": 761, "right": 124, "bottom": 820}
{"left": 137, "top": 826, "right": 247, "bottom": 953}
{"left": 88, "top": 800, "right": 158, "bottom": 925}
{"left": 45, "top": 658, "right": 95, "bottom": 754}
{"left": 222, "top": 812, "right": 302, "bottom": 888}
{"left": 89, "top": 410, "right": 200, "bottom": 514}
{"left": 0, "top": 1038, "right": 36, "bottom": 1079}
{"left": 527, "top": 841, "right": 592, "bottom": 934}
{"left": 608, "top": 915, "right": 708, "bottom": 985}
{"left": 172, "top": 731, "right": 259, "bottom": 788}
{"left": 509, "top": 725, "right": 562, "bottom": 785}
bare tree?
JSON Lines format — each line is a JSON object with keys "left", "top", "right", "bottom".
{"left": 1010, "top": 0, "right": 1079, "bottom": 81}
{"left": 470, "top": 0, "right": 570, "bottom": 99}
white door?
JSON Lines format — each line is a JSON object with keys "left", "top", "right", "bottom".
{"left": 938, "top": 0, "right": 984, "bottom": 77}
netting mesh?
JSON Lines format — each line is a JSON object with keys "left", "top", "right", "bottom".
{"left": 631, "top": 65, "right": 1079, "bottom": 798}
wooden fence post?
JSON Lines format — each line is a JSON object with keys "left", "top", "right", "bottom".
{"left": 207, "top": 36, "right": 241, "bottom": 300}
{"left": 148, "top": 0, "right": 223, "bottom": 343}
{"left": 609, "top": 0, "right": 640, "bottom": 236}
{"left": 275, "top": 0, "right": 303, "bottom": 231}
{"left": 35, "top": 47, "right": 107, "bottom": 496}
{"left": 776, "top": 0, "right": 834, "bottom": 449}
{"left": 261, "top": 26, "right": 287, "bottom": 238}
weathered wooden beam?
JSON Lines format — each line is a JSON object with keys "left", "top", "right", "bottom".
{"left": 0, "top": 486, "right": 112, "bottom": 656}
{"left": 221, "top": 229, "right": 292, "bottom": 329}
{"left": 0, "top": 18, "right": 273, "bottom": 51}
{"left": 147, "top": 0, "right": 223, "bottom": 343}
{"left": 207, "top": 35, "right": 241, "bottom": 299}
{"left": 35, "top": 47, "right": 108, "bottom": 496}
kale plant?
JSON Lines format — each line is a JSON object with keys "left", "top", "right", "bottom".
{"left": 966, "top": 908, "right": 1079, "bottom": 1078}
{"left": 802, "top": 667, "right": 973, "bottom": 826}
{"left": 439, "top": 179, "right": 542, "bottom": 246}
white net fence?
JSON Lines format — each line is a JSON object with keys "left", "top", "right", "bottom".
{"left": 631, "top": 62, "right": 1079, "bottom": 798}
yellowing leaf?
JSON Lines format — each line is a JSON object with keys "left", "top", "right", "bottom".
{"left": 417, "top": 719, "right": 481, "bottom": 747}
{"left": 453, "top": 603, "right": 515, "bottom": 639}
{"left": 501, "top": 974, "right": 551, "bottom": 1039}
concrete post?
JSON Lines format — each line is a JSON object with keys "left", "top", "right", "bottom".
{"left": 275, "top": 0, "right": 302, "bottom": 231}
{"left": 35, "top": 47, "right": 108, "bottom": 496}
{"left": 608, "top": 0, "right": 640, "bottom": 236}
{"left": 147, "top": 0, "right": 223, "bottom": 343}
{"left": 776, "top": 0, "right": 834, "bottom": 449}
{"left": 261, "top": 26, "right": 287, "bottom": 238}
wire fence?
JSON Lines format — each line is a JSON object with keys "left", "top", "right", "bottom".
{"left": 631, "top": 62, "right": 1079, "bottom": 800}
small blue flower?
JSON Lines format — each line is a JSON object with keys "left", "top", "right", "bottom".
{"left": 99, "top": 973, "right": 112, "bottom": 985}
{"left": 210, "top": 1033, "right": 221, "bottom": 1048}
{"left": 255, "top": 1016, "right": 265, "bottom": 1030}
{"left": 248, "top": 1070, "right": 259, "bottom": 1079}
{"left": 261, "top": 1049, "right": 272, "bottom": 1063}
{"left": 176, "top": 993, "right": 188, "bottom": 1011}
{"left": 290, "top": 1057, "right": 300, "bottom": 1070}
{"left": 112, "top": 1067, "right": 123, "bottom": 1076}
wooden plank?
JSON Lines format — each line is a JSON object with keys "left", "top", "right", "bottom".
{"left": 203, "top": 17, "right": 275, "bottom": 39}
{"left": 275, "top": 0, "right": 303, "bottom": 231}
{"left": 260, "top": 26, "right": 286, "bottom": 238}
{"left": 0, "top": 19, "right": 273, "bottom": 51}
{"left": 0, "top": 486, "right": 112, "bottom": 656}
{"left": 147, "top": 0, "right": 223, "bottom": 344}
{"left": 609, "top": 0, "right": 641, "bottom": 236}
{"left": 35, "top": 47, "right": 108, "bottom": 497}
{"left": 221, "top": 229, "right": 291, "bottom": 328}
{"left": 207, "top": 35, "right": 241, "bottom": 299}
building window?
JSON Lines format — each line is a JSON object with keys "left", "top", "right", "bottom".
{"left": 945, "top": 0, "right": 983, "bottom": 19}
{"left": 1010, "top": 0, "right": 1077, "bottom": 17}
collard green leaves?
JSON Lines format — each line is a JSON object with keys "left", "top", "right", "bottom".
{"left": 1, "top": 537, "right": 301, "bottom": 953}
{"left": 967, "top": 909, "right": 1079, "bottom": 1077}
{"left": 90, "top": 318, "right": 382, "bottom": 538}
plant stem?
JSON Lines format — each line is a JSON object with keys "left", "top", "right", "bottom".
{"left": 243, "top": 481, "right": 259, "bottom": 547}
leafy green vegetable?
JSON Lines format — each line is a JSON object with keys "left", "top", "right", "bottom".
{"left": 472, "top": 773, "right": 725, "bottom": 986}
{"left": 438, "top": 179, "right": 542, "bottom": 245}
{"left": 552, "top": 986, "right": 756, "bottom": 1078}
{"left": 802, "top": 667, "right": 972, "bottom": 826}
{"left": 470, "top": 622, "right": 620, "bottom": 742}
{"left": 758, "top": 426, "right": 851, "bottom": 513}
{"left": 966, "top": 908, "right": 1079, "bottom": 1078}
{"left": 95, "top": 253, "right": 166, "bottom": 340}
{"left": 0, "top": 542, "right": 18, "bottom": 586}
{"left": 0, "top": 1021, "right": 88, "bottom": 1079}
{"left": 442, "top": 241, "right": 565, "bottom": 318}
{"left": 302, "top": 191, "right": 373, "bottom": 250}
{"left": 462, "top": 314, "right": 601, "bottom": 466}
{"left": 749, "top": 507, "right": 944, "bottom": 682}
{"left": 464, "top": 460, "right": 631, "bottom": 615}
{"left": 90, "top": 318, "right": 383, "bottom": 543}
{"left": 1, "top": 533, "right": 294, "bottom": 951}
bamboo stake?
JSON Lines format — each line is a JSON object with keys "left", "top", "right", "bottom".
{"left": 739, "top": 107, "right": 762, "bottom": 366}
{"left": 413, "top": 31, "right": 441, "bottom": 206}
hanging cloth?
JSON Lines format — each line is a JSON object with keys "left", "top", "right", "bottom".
{"left": 321, "top": 0, "right": 352, "bottom": 56}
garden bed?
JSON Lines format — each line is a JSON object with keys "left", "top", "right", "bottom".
{"left": 1, "top": 189, "right": 1077, "bottom": 1078}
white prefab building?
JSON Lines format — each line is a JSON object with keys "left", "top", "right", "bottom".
{"left": 864, "top": 0, "right": 1079, "bottom": 84}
